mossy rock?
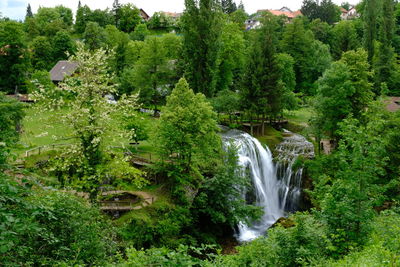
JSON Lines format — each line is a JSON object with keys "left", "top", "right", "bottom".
{"left": 271, "top": 217, "right": 295, "bottom": 229}
{"left": 256, "top": 125, "right": 284, "bottom": 150}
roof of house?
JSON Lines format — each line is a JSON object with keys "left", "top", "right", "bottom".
{"left": 385, "top": 97, "right": 400, "bottom": 112}
{"left": 340, "top": 7, "right": 348, "bottom": 13}
{"left": 161, "top": 11, "right": 182, "bottom": 18}
{"left": 49, "top": 60, "right": 79, "bottom": 82}
{"left": 140, "top": 9, "right": 150, "bottom": 20}
{"left": 257, "top": 9, "right": 302, "bottom": 19}
{"left": 279, "top": 7, "right": 293, "bottom": 12}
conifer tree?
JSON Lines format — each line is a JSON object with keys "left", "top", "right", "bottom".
{"left": 26, "top": 4, "right": 33, "bottom": 19}
{"left": 222, "top": 0, "right": 237, "bottom": 14}
{"left": 75, "top": 3, "right": 91, "bottom": 33}
{"left": 375, "top": 0, "right": 396, "bottom": 93}
{"left": 241, "top": 14, "right": 283, "bottom": 128}
{"left": 364, "top": 0, "right": 378, "bottom": 64}
{"left": 181, "top": 0, "right": 222, "bottom": 97}
{"left": 112, "top": 0, "right": 121, "bottom": 27}
{"left": 238, "top": 0, "right": 245, "bottom": 10}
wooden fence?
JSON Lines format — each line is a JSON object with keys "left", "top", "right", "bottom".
{"left": 24, "top": 143, "right": 71, "bottom": 157}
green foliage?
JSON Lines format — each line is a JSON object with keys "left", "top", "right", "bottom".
{"left": 0, "top": 175, "right": 116, "bottom": 266}
{"left": 75, "top": 4, "right": 92, "bottom": 33}
{"left": 301, "top": 0, "right": 341, "bottom": 24}
{"left": 35, "top": 7, "right": 67, "bottom": 36}
{"left": 0, "top": 21, "right": 29, "bottom": 93}
{"left": 124, "top": 40, "right": 145, "bottom": 68}
{"left": 118, "top": 199, "right": 193, "bottom": 249}
{"left": 192, "top": 145, "right": 262, "bottom": 235}
{"left": 83, "top": 22, "right": 106, "bottom": 50}
{"left": 120, "top": 245, "right": 206, "bottom": 266}
{"left": 241, "top": 14, "right": 285, "bottom": 118}
{"left": 30, "top": 36, "right": 53, "bottom": 70}
{"left": 148, "top": 12, "right": 175, "bottom": 30}
{"left": 182, "top": 0, "right": 223, "bottom": 97}
{"left": 25, "top": 70, "right": 55, "bottom": 94}
{"left": 229, "top": 9, "right": 248, "bottom": 28}
{"left": 124, "top": 114, "right": 149, "bottom": 143}
{"left": 156, "top": 78, "right": 221, "bottom": 173}
{"left": 364, "top": 0, "right": 378, "bottom": 63}
{"left": 52, "top": 30, "right": 76, "bottom": 63}
{"left": 315, "top": 209, "right": 400, "bottom": 266}
{"left": 282, "top": 17, "right": 331, "bottom": 95}
{"left": 25, "top": 4, "right": 33, "bottom": 19}
{"left": 33, "top": 43, "right": 145, "bottom": 198}
{"left": 104, "top": 25, "right": 130, "bottom": 74}
{"left": 212, "top": 213, "right": 329, "bottom": 267}
{"left": 331, "top": 20, "right": 360, "bottom": 60}
{"left": 210, "top": 89, "right": 240, "bottom": 119}
{"left": 276, "top": 53, "right": 298, "bottom": 111}
{"left": 375, "top": 0, "right": 398, "bottom": 94}
{"left": 54, "top": 5, "right": 73, "bottom": 27}
{"left": 309, "top": 19, "right": 333, "bottom": 45}
{"left": 221, "top": 0, "right": 237, "bottom": 14}
{"left": 0, "top": 94, "right": 24, "bottom": 168}
{"left": 310, "top": 112, "right": 391, "bottom": 255}
{"left": 160, "top": 33, "right": 183, "bottom": 59}
{"left": 96, "top": 155, "right": 147, "bottom": 189}
{"left": 24, "top": 17, "right": 40, "bottom": 40}
{"left": 130, "top": 23, "right": 149, "bottom": 41}
{"left": 215, "top": 20, "right": 245, "bottom": 92}
{"left": 132, "top": 37, "right": 174, "bottom": 110}
{"left": 313, "top": 49, "right": 373, "bottom": 139}
{"left": 118, "top": 4, "right": 141, "bottom": 33}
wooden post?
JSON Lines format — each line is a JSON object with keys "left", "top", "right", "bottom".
{"left": 38, "top": 147, "right": 41, "bottom": 155}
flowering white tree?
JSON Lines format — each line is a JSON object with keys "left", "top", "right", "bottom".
{"left": 34, "top": 43, "right": 146, "bottom": 199}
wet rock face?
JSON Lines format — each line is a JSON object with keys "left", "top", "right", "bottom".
{"left": 275, "top": 130, "right": 315, "bottom": 213}
{"left": 220, "top": 128, "right": 315, "bottom": 242}
{"left": 275, "top": 130, "right": 315, "bottom": 163}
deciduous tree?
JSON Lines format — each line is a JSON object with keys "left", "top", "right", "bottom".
{"left": 156, "top": 78, "right": 221, "bottom": 172}
{"left": 0, "top": 21, "right": 30, "bottom": 93}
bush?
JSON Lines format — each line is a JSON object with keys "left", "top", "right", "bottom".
{"left": 211, "top": 213, "right": 330, "bottom": 267}
{"left": 0, "top": 174, "right": 117, "bottom": 266}
{"left": 117, "top": 200, "right": 193, "bottom": 249}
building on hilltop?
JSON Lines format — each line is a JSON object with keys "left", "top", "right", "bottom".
{"left": 245, "top": 7, "right": 302, "bottom": 30}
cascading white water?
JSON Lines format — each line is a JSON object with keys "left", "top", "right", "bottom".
{"left": 275, "top": 130, "right": 315, "bottom": 213}
{"left": 221, "top": 128, "right": 314, "bottom": 242}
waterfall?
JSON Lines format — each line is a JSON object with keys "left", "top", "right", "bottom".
{"left": 221, "top": 128, "right": 314, "bottom": 242}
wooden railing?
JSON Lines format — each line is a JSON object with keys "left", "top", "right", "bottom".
{"left": 24, "top": 143, "right": 71, "bottom": 157}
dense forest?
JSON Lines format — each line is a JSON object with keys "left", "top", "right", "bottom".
{"left": 1, "top": 0, "right": 400, "bottom": 266}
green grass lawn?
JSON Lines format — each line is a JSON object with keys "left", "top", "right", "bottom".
{"left": 257, "top": 125, "right": 283, "bottom": 150}
{"left": 14, "top": 107, "right": 74, "bottom": 156}
{"left": 284, "top": 107, "right": 314, "bottom": 126}
{"left": 14, "top": 105, "right": 160, "bottom": 159}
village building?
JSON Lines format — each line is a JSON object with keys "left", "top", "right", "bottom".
{"left": 340, "top": 6, "right": 359, "bottom": 20}
{"left": 246, "top": 7, "right": 302, "bottom": 30}
{"left": 161, "top": 11, "right": 182, "bottom": 20}
{"left": 49, "top": 61, "right": 79, "bottom": 84}
{"left": 257, "top": 7, "right": 302, "bottom": 21}
{"left": 140, "top": 9, "right": 150, "bottom": 21}
{"left": 385, "top": 96, "right": 400, "bottom": 112}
